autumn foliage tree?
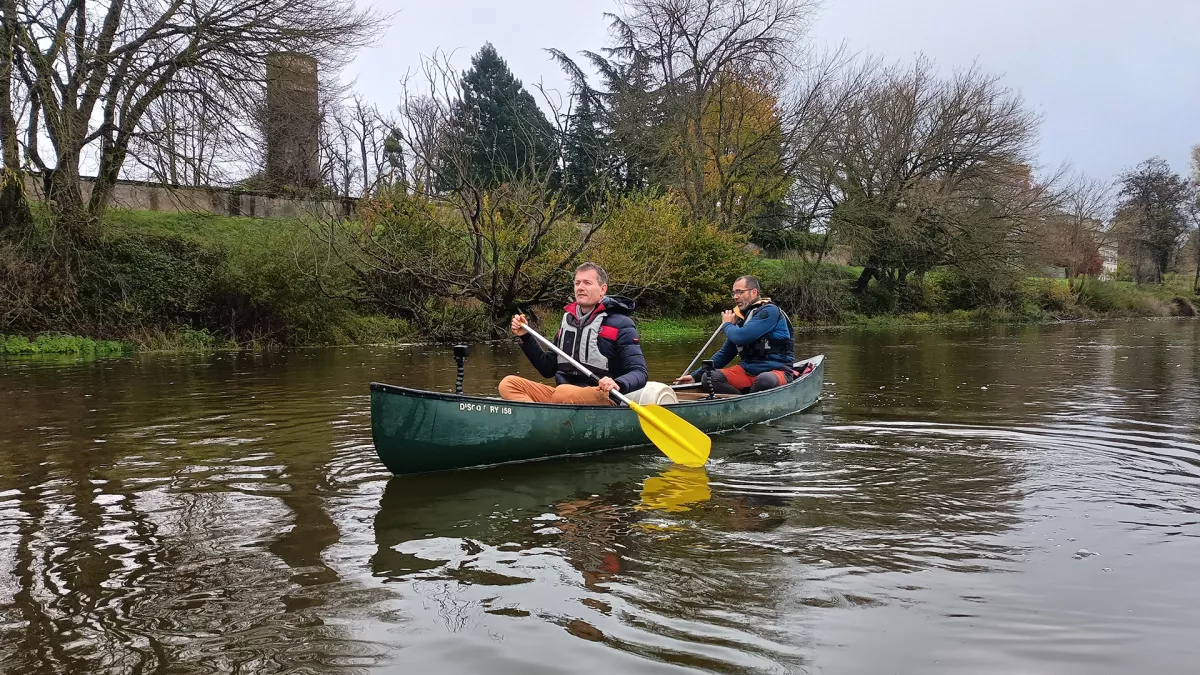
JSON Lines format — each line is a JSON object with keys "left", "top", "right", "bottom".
{"left": 1035, "top": 173, "right": 1113, "bottom": 292}
{"left": 551, "top": 0, "right": 821, "bottom": 229}
{"left": 696, "top": 70, "right": 791, "bottom": 229}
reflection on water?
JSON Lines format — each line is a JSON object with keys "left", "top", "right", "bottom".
{"left": 639, "top": 466, "right": 711, "bottom": 513}
{"left": 1, "top": 320, "right": 1199, "bottom": 673}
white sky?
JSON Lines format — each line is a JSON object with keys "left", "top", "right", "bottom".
{"left": 344, "top": 0, "right": 1200, "bottom": 183}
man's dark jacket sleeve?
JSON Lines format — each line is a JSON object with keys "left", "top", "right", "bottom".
{"left": 611, "top": 318, "right": 648, "bottom": 393}
{"left": 518, "top": 331, "right": 559, "bottom": 378}
{"left": 722, "top": 304, "right": 780, "bottom": 344}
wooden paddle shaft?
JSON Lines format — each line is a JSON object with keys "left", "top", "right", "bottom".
{"left": 518, "top": 320, "right": 633, "bottom": 406}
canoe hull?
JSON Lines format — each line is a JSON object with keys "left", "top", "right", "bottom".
{"left": 370, "top": 355, "right": 824, "bottom": 475}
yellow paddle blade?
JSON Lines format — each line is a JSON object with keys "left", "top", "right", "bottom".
{"left": 627, "top": 402, "right": 711, "bottom": 467}
{"left": 638, "top": 466, "right": 711, "bottom": 512}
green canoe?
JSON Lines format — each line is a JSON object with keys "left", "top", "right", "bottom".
{"left": 370, "top": 355, "right": 825, "bottom": 475}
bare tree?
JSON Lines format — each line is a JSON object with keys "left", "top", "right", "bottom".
{"left": 0, "top": 0, "right": 382, "bottom": 237}
{"left": 307, "top": 54, "right": 603, "bottom": 336}
{"left": 319, "top": 94, "right": 401, "bottom": 198}
{"left": 1191, "top": 145, "right": 1200, "bottom": 293}
{"left": 0, "top": 13, "right": 31, "bottom": 232}
{"left": 126, "top": 79, "right": 240, "bottom": 187}
{"left": 616, "top": 0, "right": 814, "bottom": 221}
{"left": 1114, "top": 157, "right": 1193, "bottom": 284}
{"left": 321, "top": 99, "right": 360, "bottom": 199}
{"left": 801, "top": 57, "right": 1056, "bottom": 293}
{"left": 1188, "top": 201, "right": 1200, "bottom": 294}
{"left": 1038, "top": 172, "right": 1114, "bottom": 292}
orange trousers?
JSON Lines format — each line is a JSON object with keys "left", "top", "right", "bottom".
{"left": 498, "top": 375, "right": 614, "bottom": 405}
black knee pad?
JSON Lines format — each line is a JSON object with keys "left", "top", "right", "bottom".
{"left": 750, "top": 371, "right": 789, "bottom": 393}
{"left": 703, "top": 369, "right": 743, "bottom": 395}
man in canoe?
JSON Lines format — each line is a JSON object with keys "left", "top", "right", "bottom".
{"left": 499, "top": 262, "right": 648, "bottom": 405}
{"left": 674, "top": 275, "right": 796, "bottom": 394}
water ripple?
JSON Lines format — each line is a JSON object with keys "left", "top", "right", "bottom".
{"left": 2, "top": 321, "right": 1200, "bottom": 672}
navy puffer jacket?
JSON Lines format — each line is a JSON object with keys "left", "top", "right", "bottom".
{"left": 519, "top": 295, "right": 648, "bottom": 394}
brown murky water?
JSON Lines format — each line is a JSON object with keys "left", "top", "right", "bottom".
{"left": 1, "top": 319, "right": 1198, "bottom": 674}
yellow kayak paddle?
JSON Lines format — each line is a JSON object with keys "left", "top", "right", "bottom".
{"left": 519, "top": 318, "right": 711, "bottom": 468}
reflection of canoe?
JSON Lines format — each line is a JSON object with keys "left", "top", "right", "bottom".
{"left": 369, "top": 355, "right": 824, "bottom": 475}
{"left": 370, "top": 456, "right": 673, "bottom": 579}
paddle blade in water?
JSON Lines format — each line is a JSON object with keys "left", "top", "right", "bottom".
{"left": 628, "top": 402, "right": 711, "bottom": 467}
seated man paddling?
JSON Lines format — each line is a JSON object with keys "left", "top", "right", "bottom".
{"left": 499, "top": 262, "right": 648, "bottom": 405}
{"left": 674, "top": 275, "right": 795, "bottom": 395}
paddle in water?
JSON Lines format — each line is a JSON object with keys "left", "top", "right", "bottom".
{"left": 518, "top": 318, "right": 711, "bottom": 468}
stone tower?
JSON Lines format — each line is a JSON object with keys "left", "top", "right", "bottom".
{"left": 265, "top": 52, "right": 321, "bottom": 190}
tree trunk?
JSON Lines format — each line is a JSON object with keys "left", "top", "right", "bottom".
{"left": 47, "top": 160, "right": 90, "bottom": 233}
{"left": 0, "top": 18, "right": 29, "bottom": 235}
{"left": 691, "top": 86, "right": 708, "bottom": 223}
{"left": 1193, "top": 250, "right": 1199, "bottom": 295}
{"left": 853, "top": 267, "right": 877, "bottom": 294}
{"left": 0, "top": 171, "right": 30, "bottom": 234}
{"left": 1193, "top": 230, "right": 1200, "bottom": 294}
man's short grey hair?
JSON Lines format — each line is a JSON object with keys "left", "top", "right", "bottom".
{"left": 736, "top": 275, "right": 761, "bottom": 291}
{"left": 576, "top": 262, "right": 609, "bottom": 286}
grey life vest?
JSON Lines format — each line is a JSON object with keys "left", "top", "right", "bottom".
{"left": 556, "top": 309, "right": 610, "bottom": 375}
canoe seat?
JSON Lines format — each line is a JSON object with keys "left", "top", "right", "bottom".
{"left": 673, "top": 391, "right": 741, "bottom": 401}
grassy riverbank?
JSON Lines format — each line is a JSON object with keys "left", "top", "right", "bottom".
{"left": 636, "top": 276, "right": 1198, "bottom": 340}
{"left": 2, "top": 208, "right": 1196, "bottom": 354}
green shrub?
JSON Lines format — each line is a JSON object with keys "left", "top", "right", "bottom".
{"left": 1076, "top": 280, "right": 1166, "bottom": 315}
{"left": 1169, "top": 296, "right": 1196, "bottom": 317}
{"left": 771, "top": 256, "right": 856, "bottom": 322}
{"left": 894, "top": 279, "right": 931, "bottom": 313}
{"left": 749, "top": 227, "right": 829, "bottom": 256}
{"left": 81, "top": 226, "right": 222, "bottom": 330}
{"left": 926, "top": 266, "right": 1021, "bottom": 312}
{"left": 1021, "top": 278, "right": 1075, "bottom": 313}
{"left": 635, "top": 316, "right": 713, "bottom": 340}
{"left": 589, "top": 191, "right": 753, "bottom": 316}
{"left": 1, "top": 333, "right": 128, "bottom": 355}
{"left": 87, "top": 209, "right": 374, "bottom": 346}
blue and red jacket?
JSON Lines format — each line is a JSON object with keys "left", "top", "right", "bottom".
{"left": 692, "top": 300, "right": 794, "bottom": 378}
{"left": 519, "top": 295, "right": 648, "bottom": 394}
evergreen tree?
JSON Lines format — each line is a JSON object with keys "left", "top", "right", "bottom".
{"left": 439, "top": 44, "right": 557, "bottom": 190}
{"left": 602, "top": 52, "right": 667, "bottom": 194}
{"left": 563, "top": 90, "right": 607, "bottom": 214}
{"left": 382, "top": 127, "right": 407, "bottom": 189}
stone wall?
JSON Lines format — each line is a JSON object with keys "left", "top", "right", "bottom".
{"left": 23, "top": 173, "right": 354, "bottom": 220}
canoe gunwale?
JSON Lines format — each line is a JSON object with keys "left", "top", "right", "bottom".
{"left": 369, "top": 355, "right": 824, "bottom": 410}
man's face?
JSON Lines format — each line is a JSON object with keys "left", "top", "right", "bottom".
{"left": 574, "top": 269, "right": 607, "bottom": 308}
{"left": 732, "top": 280, "right": 757, "bottom": 311}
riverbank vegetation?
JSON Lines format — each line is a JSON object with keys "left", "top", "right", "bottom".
{"left": 1, "top": 0, "right": 1197, "bottom": 352}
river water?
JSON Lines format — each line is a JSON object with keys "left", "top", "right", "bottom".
{"left": 1, "top": 319, "right": 1198, "bottom": 674}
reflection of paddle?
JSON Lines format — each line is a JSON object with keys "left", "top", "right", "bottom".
{"left": 518, "top": 318, "right": 711, "bottom": 468}
{"left": 638, "top": 466, "right": 711, "bottom": 512}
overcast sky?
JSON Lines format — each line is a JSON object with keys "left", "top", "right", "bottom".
{"left": 345, "top": 0, "right": 1199, "bottom": 183}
